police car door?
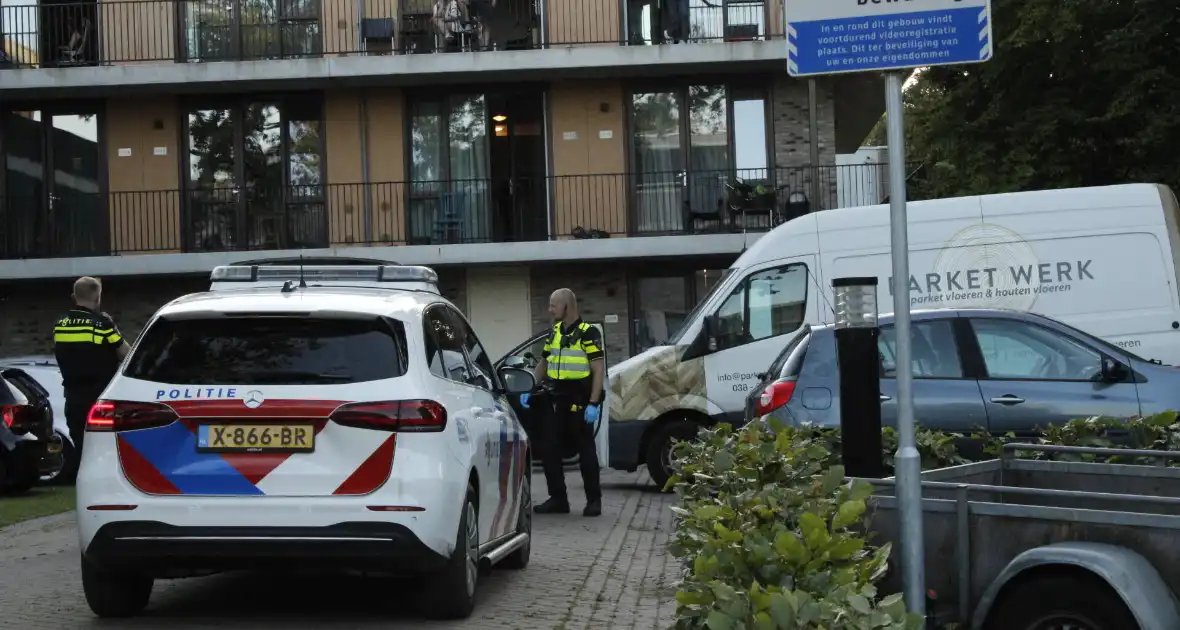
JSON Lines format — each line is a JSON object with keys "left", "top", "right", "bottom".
{"left": 447, "top": 307, "right": 527, "bottom": 543}
{"left": 702, "top": 258, "right": 817, "bottom": 423}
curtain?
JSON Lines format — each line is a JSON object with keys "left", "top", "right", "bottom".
{"left": 688, "top": 84, "right": 727, "bottom": 226}
{"left": 409, "top": 96, "right": 490, "bottom": 244}
{"left": 448, "top": 94, "right": 489, "bottom": 242}
{"left": 631, "top": 91, "right": 683, "bottom": 233}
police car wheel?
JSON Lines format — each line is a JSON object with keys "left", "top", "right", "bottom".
{"left": 500, "top": 469, "right": 532, "bottom": 570}
{"left": 427, "top": 484, "right": 479, "bottom": 619}
{"left": 81, "top": 555, "right": 153, "bottom": 618}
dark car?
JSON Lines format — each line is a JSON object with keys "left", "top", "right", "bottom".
{"left": 745, "top": 308, "right": 1177, "bottom": 436}
{"left": 0, "top": 367, "right": 64, "bottom": 493}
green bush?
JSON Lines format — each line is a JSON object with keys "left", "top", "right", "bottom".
{"left": 666, "top": 412, "right": 1180, "bottom": 629}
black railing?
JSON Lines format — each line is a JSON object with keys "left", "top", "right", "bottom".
{"left": 0, "top": 0, "right": 782, "bottom": 68}
{"left": 0, "top": 163, "right": 910, "bottom": 260}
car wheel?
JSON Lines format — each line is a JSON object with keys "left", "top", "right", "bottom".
{"left": 427, "top": 483, "right": 479, "bottom": 619}
{"left": 645, "top": 419, "right": 700, "bottom": 492}
{"left": 44, "top": 434, "right": 77, "bottom": 485}
{"left": 984, "top": 571, "right": 1138, "bottom": 630}
{"left": 500, "top": 471, "right": 532, "bottom": 570}
{"left": 81, "top": 555, "right": 153, "bottom": 618}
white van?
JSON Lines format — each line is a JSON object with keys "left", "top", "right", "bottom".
{"left": 607, "top": 183, "right": 1180, "bottom": 487}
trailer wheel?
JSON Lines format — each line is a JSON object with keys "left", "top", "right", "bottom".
{"left": 984, "top": 570, "right": 1139, "bottom": 630}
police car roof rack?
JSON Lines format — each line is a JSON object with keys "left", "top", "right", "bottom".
{"left": 209, "top": 263, "right": 440, "bottom": 294}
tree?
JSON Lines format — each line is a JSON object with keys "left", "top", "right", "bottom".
{"left": 891, "top": 0, "right": 1180, "bottom": 200}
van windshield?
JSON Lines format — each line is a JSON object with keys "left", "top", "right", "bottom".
{"left": 668, "top": 269, "right": 737, "bottom": 345}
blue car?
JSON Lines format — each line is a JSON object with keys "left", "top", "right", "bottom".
{"left": 745, "top": 308, "right": 1176, "bottom": 436}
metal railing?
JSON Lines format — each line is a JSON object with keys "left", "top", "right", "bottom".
{"left": 0, "top": 0, "right": 781, "bottom": 68}
{"left": 0, "top": 163, "right": 906, "bottom": 259}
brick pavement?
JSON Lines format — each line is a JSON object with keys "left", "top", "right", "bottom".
{"left": 0, "top": 470, "right": 680, "bottom": 630}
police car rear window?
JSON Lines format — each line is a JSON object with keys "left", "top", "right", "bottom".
{"left": 124, "top": 316, "right": 408, "bottom": 385}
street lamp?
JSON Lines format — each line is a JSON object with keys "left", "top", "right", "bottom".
{"left": 832, "top": 276, "right": 884, "bottom": 478}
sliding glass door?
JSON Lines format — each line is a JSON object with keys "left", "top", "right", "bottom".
{"left": 184, "top": 97, "right": 324, "bottom": 252}
{"left": 630, "top": 84, "right": 769, "bottom": 235}
{"left": 408, "top": 94, "right": 490, "bottom": 244}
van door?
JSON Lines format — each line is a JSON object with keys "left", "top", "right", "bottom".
{"left": 701, "top": 257, "right": 817, "bottom": 422}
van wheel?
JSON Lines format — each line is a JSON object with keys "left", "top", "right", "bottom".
{"left": 645, "top": 420, "right": 700, "bottom": 492}
{"left": 427, "top": 484, "right": 479, "bottom": 619}
{"left": 81, "top": 555, "right": 153, "bottom": 618}
{"left": 500, "top": 472, "right": 532, "bottom": 570}
{"left": 984, "top": 571, "right": 1138, "bottom": 630}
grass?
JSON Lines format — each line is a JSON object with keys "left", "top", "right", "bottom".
{"left": 0, "top": 486, "right": 75, "bottom": 529}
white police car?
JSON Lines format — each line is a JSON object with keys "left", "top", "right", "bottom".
{"left": 75, "top": 262, "right": 536, "bottom": 619}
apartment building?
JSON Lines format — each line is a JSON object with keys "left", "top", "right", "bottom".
{"left": 0, "top": 0, "right": 885, "bottom": 362}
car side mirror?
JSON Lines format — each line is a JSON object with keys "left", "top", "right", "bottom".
{"left": 1100, "top": 357, "right": 1130, "bottom": 383}
{"left": 498, "top": 366, "right": 535, "bottom": 395}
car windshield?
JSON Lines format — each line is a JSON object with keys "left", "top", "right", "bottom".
{"left": 668, "top": 268, "right": 737, "bottom": 345}
{"left": 124, "top": 316, "right": 408, "bottom": 385}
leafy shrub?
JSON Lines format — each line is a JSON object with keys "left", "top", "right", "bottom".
{"left": 667, "top": 412, "right": 1180, "bottom": 628}
{"left": 667, "top": 420, "right": 924, "bottom": 629}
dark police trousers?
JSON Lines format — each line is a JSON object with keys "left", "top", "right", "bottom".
{"left": 65, "top": 388, "right": 102, "bottom": 456}
{"left": 539, "top": 389, "right": 602, "bottom": 504}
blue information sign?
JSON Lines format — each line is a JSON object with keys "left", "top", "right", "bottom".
{"left": 786, "top": 0, "right": 993, "bottom": 77}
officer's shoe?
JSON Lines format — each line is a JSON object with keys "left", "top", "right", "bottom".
{"left": 535, "top": 498, "right": 571, "bottom": 514}
{"left": 583, "top": 500, "right": 602, "bottom": 517}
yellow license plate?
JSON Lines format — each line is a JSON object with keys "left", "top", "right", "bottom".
{"left": 197, "top": 424, "right": 315, "bottom": 453}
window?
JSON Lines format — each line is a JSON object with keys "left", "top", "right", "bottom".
{"left": 971, "top": 319, "right": 1103, "bottom": 381}
{"left": 503, "top": 334, "right": 548, "bottom": 371}
{"left": 878, "top": 320, "right": 963, "bottom": 379}
{"left": 423, "top": 306, "right": 471, "bottom": 383}
{"left": 185, "top": 98, "right": 325, "bottom": 252}
{"left": 767, "top": 329, "right": 809, "bottom": 381}
{"left": 183, "top": 0, "right": 321, "bottom": 62}
{"left": 408, "top": 95, "right": 490, "bottom": 245}
{"left": 453, "top": 308, "right": 496, "bottom": 389}
{"left": 125, "top": 316, "right": 406, "bottom": 385}
{"left": 713, "top": 264, "right": 807, "bottom": 349}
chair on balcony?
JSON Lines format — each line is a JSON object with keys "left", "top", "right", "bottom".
{"left": 432, "top": 190, "right": 465, "bottom": 244}
{"left": 59, "top": 18, "right": 91, "bottom": 66}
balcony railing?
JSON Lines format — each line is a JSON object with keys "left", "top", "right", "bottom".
{"left": 0, "top": 0, "right": 782, "bottom": 68}
{"left": 0, "top": 163, "right": 910, "bottom": 260}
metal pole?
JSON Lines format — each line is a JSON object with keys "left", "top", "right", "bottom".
{"left": 885, "top": 70, "right": 926, "bottom": 618}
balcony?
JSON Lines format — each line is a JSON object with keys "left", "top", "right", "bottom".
{"left": 0, "top": 0, "right": 783, "bottom": 68}
{"left": 0, "top": 163, "right": 907, "bottom": 264}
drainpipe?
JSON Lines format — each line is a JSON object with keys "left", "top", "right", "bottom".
{"left": 359, "top": 92, "right": 373, "bottom": 243}
{"left": 808, "top": 78, "right": 822, "bottom": 210}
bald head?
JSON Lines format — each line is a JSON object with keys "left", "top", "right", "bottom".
{"left": 72, "top": 276, "right": 102, "bottom": 308}
{"left": 548, "top": 288, "right": 579, "bottom": 324}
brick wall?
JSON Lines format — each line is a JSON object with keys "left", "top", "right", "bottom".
{"left": 772, "top": 76, "right": 839, "bottom": 210}
{"left": 0, "top": 275, "right": 209, "bottom": 357}
{"left": 530, "top": 263, "right": 632, "bottom": 367}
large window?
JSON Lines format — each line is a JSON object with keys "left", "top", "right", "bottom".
{"left": 630, "top": 83, "right": 770, "bottom": 234}
{"left": 183, "top": 0, "right": 321, "bottom": 62}
{"left": 408, "top": 95, "right": 490, "bottom": 245}
{"left": 713, "top": 264, "right": 807, "bottom": 350}
{"left": 184, "top": 97, "right": 324, "bottom": 252}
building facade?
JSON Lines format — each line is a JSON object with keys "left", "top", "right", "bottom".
{"left": 0, "top": 0, "right": 884, "bottom": 363}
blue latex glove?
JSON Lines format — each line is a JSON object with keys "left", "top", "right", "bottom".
{"left": 520, "top": 392, "right": 530, "bottom": 409}
{"left": 584, "top": 403, "right": 600, "bottom": 425}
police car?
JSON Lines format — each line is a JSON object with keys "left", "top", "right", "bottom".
{"left": 75, "top": 262, "right": 536, "bottom": 619}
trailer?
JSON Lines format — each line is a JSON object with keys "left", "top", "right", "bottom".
{"left": 866, "top": 443, "right": 1180, "bottom": 630}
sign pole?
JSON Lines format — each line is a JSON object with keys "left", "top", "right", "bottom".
{"left": 884, "top": 69, "right": 925, "bottom": 616}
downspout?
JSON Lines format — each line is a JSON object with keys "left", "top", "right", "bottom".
{"left": 360, "top": 92, "right": 373, "bottom": 243}
{"left": 356, "top": 0, "right": 373, "bottom": 243}
{"left": 808, "top": 78, "right": 822, "bottom": 210}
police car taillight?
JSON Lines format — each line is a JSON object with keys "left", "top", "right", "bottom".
{"left": 330, "top": 400, "right": 447, "bottom": 433}
{"left": 86, "top": 400, "right": 179, "bottom": 432}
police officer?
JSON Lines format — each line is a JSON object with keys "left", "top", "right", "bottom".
{"left": 521, "top": 288, "right": 604, "bottom": 517}
{"left": 53, "top": 276, "right": 130, "bottom": 456}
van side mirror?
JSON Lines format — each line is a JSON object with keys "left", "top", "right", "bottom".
{"left": 1100, "top": 357, "right": 1130, "bottom": 383}
{"left": 703, "top": 315, "right": 720, "bottom": 352}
